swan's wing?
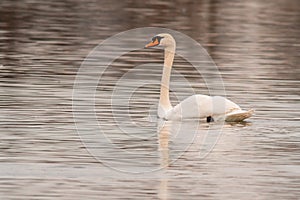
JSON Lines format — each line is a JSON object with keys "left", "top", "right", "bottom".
{"left": 225, "top": 109, "right": 254, "bottom": 122}
{"left": 167, "top": 95, "right": 212, "bottom": 119}
{"left": 167, "top": 95, "right": 243, "bottom": 120}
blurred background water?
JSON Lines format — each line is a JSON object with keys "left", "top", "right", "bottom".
{"left": 0, "top": 0, "right": 300, "bottom": 199}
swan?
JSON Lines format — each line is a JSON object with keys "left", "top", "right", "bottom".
{"left": 145, "top": 33, "right": 254, "bottom": 122}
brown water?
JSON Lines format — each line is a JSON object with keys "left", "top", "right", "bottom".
{"left": 0, "top": 0, "right": 300, "bottom": 199}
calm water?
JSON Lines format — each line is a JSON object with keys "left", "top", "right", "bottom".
{"left": 1, "top": 0, "right": 300, "bottom": 199}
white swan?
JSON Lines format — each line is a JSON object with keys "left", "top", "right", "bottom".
{"left": 145, "top": 33, "right": 254, "bottom": 122}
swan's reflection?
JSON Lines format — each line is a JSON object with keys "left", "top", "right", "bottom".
{"left": 157, "top": 119, "right": 171, "bottom": 200}
{"left": 157, "top": 119, "right": 172, "bottom": 168}
{"left": 156, "top": 119, "right": 252, "bottom": 199}
{"left": 156, "top": 119, "right": 200, "bottom": 200}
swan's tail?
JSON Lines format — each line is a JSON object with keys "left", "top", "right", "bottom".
{"left": 225, "top": 109, "right": 254, "bottom": 122}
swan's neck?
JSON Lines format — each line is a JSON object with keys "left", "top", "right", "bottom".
{"left": 159, "top": 48, "right": 175, "bottom": 112}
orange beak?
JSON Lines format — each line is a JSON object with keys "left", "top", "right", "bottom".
{"left": 145, "top": 38, "right": 159, "bottom": 48}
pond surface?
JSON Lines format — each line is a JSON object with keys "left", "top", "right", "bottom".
{"left": 0, "top": 0, "right": 300, "bottom": 199}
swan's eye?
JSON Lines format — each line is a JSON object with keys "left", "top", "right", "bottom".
{"left": 152, "top": 36, "right": 164, "bottom": 43}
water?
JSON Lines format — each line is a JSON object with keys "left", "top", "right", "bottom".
{"left": 0, "top": 0, "right": 300, "bottom": 199}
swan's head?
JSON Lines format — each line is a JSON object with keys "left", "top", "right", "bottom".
{"left": 145, "top": 33, "right": 176, "bottom": 50}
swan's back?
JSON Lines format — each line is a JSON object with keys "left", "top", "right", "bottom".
{"left": 166, "top": 94, "right": 241, "bottom": 120}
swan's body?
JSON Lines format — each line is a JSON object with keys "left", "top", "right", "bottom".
{"left": 145, "top": 33, "right": 253, "bottom": 122}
